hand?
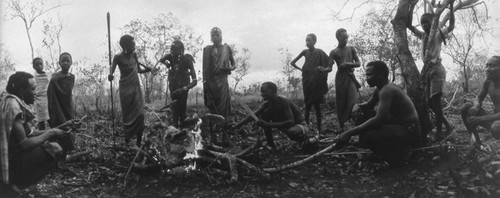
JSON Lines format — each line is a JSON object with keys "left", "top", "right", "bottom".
{"left": 256, "top": 119, "right": 269, "bottom": 127}
{"left": 317, "top": 66, "right": 324, "bottom": 72}
{"left": 50, "top": 128, "right": 66, "bottom": 137}
{"left": 469, "top": 104, "right": 480, "bottom": 115}
{"left": 352, "top": 104, "right": 360, "bottom": 113}
{"left": 334, "top": 133, "right": 351, "bottom": 149}
{"left": 172, "top": 87, "right": 187, "bottom": 95}
{"left": 108, "top": 74, "right": 114, "bottom": 81}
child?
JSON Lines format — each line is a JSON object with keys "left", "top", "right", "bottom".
{"left": 329, "top": 28, "right": 361, "bottom": 130}
{"left": 290, "top": 33, "right": 331, "bottom": 133}
{"left": 159, "top": 39, "right": 198, "bottom": 128}
{"left": 47, "top": 52, "right": 75, "bottom": 128}
{"left": 408, "top": 0, "right": 455, "bottom": 140}
{"left": 32, "top": 57, "right": 50, "bottom": 130}
{"left": 109, "top": 35, "right": 151, "bottom": 147}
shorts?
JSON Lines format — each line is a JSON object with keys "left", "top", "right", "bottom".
{"left": 426, "top": 62, "right": 446, "bottom": 99}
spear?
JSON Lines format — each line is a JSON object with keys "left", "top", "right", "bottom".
{"left": 107, "top": 12, "right": 116, "bottom": 146}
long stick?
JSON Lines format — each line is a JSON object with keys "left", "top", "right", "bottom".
{"left": 107, "top": 12, "right": 116, "bottom": 147}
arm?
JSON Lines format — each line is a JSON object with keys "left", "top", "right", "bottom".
{"left": 407, "top": 1, "right": 424, "bottom": 38}
{"left": 108, "top": 55, "right": 119, "bottom": 81}
{"left": 473, "top": 80, "right": 489, "bottom": 109}
{"left": 290, "top": 50, "right": 305, "bottom": 71}
{"left": 12, "top": 117, "right": 63, "bottom": 152}
{"left": 259, "top": 100, "right": 295, "bottom": 128}
{"left": 358, "top": 89, "right": 379, "bottom": 111}
{"left": 320, "top": 51, "right": 333, "bottom": 72}
{"left": 343, "top": 87, "right": 392, "bottom": 137}
{"left": 345, "top": 47, "right": 361, "bottom": 68}
{"left": 229, "top": 46, "right": 236, "bottom": 70}
{"left": 443, "top": 0, "right": 455, "bottom": 34}
{"left": 136, "top": 53, "right": 152, "bottom": 74}
{"left": 159, "top": 54, "right": 171, "bottom": 68}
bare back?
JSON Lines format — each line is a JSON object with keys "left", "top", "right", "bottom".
{"left": 380, "top": 83, "right": 419, "bottom": 125}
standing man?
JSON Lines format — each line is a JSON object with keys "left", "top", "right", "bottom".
{"left": 202, "top": 27, "right": 235, "bottom": 144}
{"left": 329, "top": 28, "right": 361, "bottom": 130}
{"left": 408, "top": 0, "right": 455, "bottom": 140}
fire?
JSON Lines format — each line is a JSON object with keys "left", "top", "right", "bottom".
{"left": 183, "top": 117, "right": 203, "bottom": 170}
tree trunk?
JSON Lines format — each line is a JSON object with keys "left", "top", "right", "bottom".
{"left": 463, "top": 64, "right": 469, "bottom": 93}
{"left": 392, "top": 0, "right": 431, "bottom": 144}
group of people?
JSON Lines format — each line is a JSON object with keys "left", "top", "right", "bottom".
{"left": 2, "top": 0, "right": 500, "bottom": 194}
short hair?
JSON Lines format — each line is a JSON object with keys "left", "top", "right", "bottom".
{"left": 336, "top": 28, "right": 347, "bottom": 39}
{"left": 59, "top": 52, "right": 72, "bottom": 60}
{"left": 421, "top": 13, "right": 433, "bottom": 22}
{"left": 307, "top": 33, "right": 317, "bottom": 43}
{"left": 6, "top": 71, "right": 34, "bottom": 95}
{"left": 32, "top": 57, "right": 42, "bottom": 64}
{"left": 171, "top": 39, "right": 185, "bottom": 52}
{"left": 262, "top": 82, "right": 277, "bottom": 94}
{"left": 211, "top": 27, "right": 222, "bottom": 35}
{"left": 119, "top": 34, "right": 134, "bottom": 49}
{"left": 366, "top": 60, "right": 389, "bottom": 78}
{"left": 491, "top": 56, "right": 500, "bottom": 65}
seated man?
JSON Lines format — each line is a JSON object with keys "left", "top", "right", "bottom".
{"left": 234, "top": 82, "right": 310, "bottom": 149}
{"left": 461, "top": 56, "right": 500, "bottom": 145}
{"left": 0, "top": 72, "right": 75, "bottom": 196}
{"left": 335, "top": 61, "right": 421, "bottom": 166}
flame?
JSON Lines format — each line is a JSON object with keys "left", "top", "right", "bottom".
{"left": 183, "top": 118, "right": 203, "bottom": 170}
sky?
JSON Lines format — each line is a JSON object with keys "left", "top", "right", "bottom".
{"left": 1, "top": 0, "right": 500, "bottom": 88}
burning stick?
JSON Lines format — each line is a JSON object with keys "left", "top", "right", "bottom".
{"left": 233, "top": 95, "right": 259, "bottom": 121}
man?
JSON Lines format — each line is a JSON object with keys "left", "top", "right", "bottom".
{"left": 159, "top": 39, "right": 198, "bottom": 128}
{"left": 202, "top": 27, "right": 235, "bottom": 144}
{"left": 408, "top": 0, "right": 455, "bottom": 140}
{"left": 1, "top": 72, "right": 75, "bottom": 196}
{"left": 234, "top": 82, "right": 310, "bottom": 149}
{"left": 335, "top": 61, "right": 421, "bottom": 166}
{"left": 329, "top": 28, "right": 361, "bottom": 130}
{"left": 461, "top": 56, "right": 500, "bottom": 145}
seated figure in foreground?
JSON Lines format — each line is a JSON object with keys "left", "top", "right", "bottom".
{"left": 335, "top": 61, "right": 421, "bottom": 166}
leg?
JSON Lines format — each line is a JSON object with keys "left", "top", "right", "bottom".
{"left": 284, "top": 123, "right": 308, "bottom": 143}
{"left": 429, "top": 92, "right": 451, "bottom": 138}
{"left": 305, "top": 104, "right": 311, "bottom": 126}
{"left": 178, "top": 92, "right": 188, "bottom": 127}
{"left": 461, "top": 103, "right": 488, "bottom": 144}
{"left": 314, "top": 103, "right": 322, "bottom": 133}
{"left": 358, "top": 125, "right": 412, "bottom": 166}
{"left": 11, "top": 145, "right": 59, "bottom": 189}
{"left": 263, "top": 127, "right": 276, "bottom": 148}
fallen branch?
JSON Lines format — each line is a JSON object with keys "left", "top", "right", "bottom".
{"left": 123, "top": 144, "right": 144, "bottom": 185}
{"left": 235, "top": 137, "right": 262, "bottom": 157}
{"left": 412, "top": 144, "right": 469, "bottom": 151}
{"left": 67, "top": 151, "right": 92, "bottom": 162}
{"left": 294, "top": 150, "right": 371, "bottom": 158}
{"left": 263, "top": 142, "right": 337, "bottom": 173}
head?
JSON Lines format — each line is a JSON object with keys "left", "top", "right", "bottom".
{"left": 210, "top": 27, "right": 222, "bottom": 46}
{"left": 365, "top": 61, "right": 389, "bottom": 87}
{"left": 306, "top": 33, "right": 317, "bottom": 50}
{"left": 420, "top": 13, "right": 433, "bottom": 34}
{"left": 336, "top": 28, "right": 348, "bottom": 47}
{"left": 170, "top": 39, "right": 185, "bottom": 56}
{"left": 119, "top": 34, "right": 136, "bottom": 54}
{"left": 6, "top": 72, "right": 36, "bottom": 105}
{"left": 59, "top": 52, "right": 72, "bottom": 73}
{"left": 486, "top": 56, "right": 500, "bottom": 81}
{"left": 32, "top": 57, "right": 44, "bottom": 73}
{"left": 260, "top": 82, "right": 278, "bottom": 101}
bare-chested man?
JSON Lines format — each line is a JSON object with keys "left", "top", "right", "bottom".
{"left": 234, "top": 82, "right": 309, "bottom": 149}
{"left": 461, "top": 56, "right": 500, "bottom": 145}
{"left": 335, "top": 61, "right": 421, "bottom": 166}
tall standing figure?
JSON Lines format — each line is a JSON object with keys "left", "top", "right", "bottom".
{"left": 408, "top": 0, "right": 455, "bottom": 140}
{"left": 32, "top": 57, "right": 50, "bottom": 130}
{"left": 329, "top": 28, "right": 361, "bottom": 129}
{"left": 109, "top": 35, "right": 151, "bottom": 147}
{"left": 159, "top": 39, "right": 198, "bottom": 128}
{"left": 47, "top": 52, "right": 75, "bottom": 128}
{"left": 291, "top": 33, "right": 331, "bottom": 133}
{"left": 203, "top": 27, "right": 235, "bottom": 144}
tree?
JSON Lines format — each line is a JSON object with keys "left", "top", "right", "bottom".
{"left": 278, "top": 47, "right": 301, "bottom": 98}
{"left": 42, "top": 14, "right": 65, "bottom": 72}
{"left": 230, "top": 46, "right": 252, "bottom": 93}
{"left": 9, "top": 0, "right": 63, "bottom": 59}
{"left": 442, "top": 7, "right": 490, "bottom": 93}
{"left": 350, "top": 5, "right": 421, "bottom": 84}
{"left": 122, "top": 13, "right": 204, "bottom": 103}
{"left": 0, "top": 46, "right": 16, "bottom": 89}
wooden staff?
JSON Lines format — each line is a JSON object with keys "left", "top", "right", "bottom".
{"left": 107, "top": 12, "right": 116, "bottom": 146}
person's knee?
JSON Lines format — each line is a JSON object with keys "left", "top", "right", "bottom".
{"left": 490, "top": 121, "right": 500, "bottom": 139}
